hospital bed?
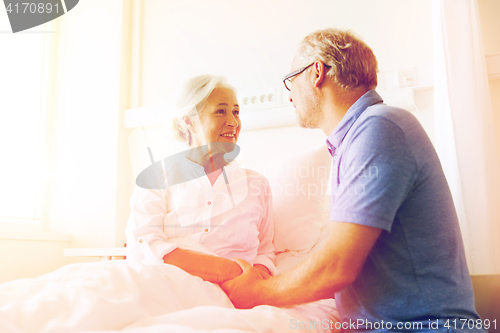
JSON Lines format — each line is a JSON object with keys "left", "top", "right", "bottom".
{"left": 0, "top": 103, "right": 342, "bottom": 332}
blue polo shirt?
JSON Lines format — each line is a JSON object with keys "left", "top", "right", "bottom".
{"left": 328, "top": 90, "right": 480, "bottom": 331}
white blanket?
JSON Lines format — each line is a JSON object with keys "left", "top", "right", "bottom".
{"left": 0, "top": 240, "right": 339, "bottom": 333}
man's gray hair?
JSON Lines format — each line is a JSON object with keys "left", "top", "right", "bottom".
{"left": 297, "top": 28, "right": 378, "bottom": 90}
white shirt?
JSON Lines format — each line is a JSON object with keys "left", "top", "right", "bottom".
{"left": 125, "top": 157, "right": 277, "bottom": 275}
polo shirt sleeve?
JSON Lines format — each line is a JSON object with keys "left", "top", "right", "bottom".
{"left": 329, "top": 116, "right": 418, "bottom": 231}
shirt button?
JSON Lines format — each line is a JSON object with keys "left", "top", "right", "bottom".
{"left": 139, "top": 239, "right": 143, "bottom": 243}
{"left": 333, "top": 155, "right": 338, "bottom": 161}
{"left": 204, "top": 229, "right": 209, "bottom": 232}
{"left": 207, "top": 201, "right": 211, "bottom": 205}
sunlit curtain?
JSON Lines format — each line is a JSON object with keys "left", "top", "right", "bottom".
{"left": 432, "top": 0, "right": 500, "bottom": 274}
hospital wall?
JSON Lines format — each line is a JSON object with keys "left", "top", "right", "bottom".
{"left": 478, "top": 0, "right": 500, "bottom": 268}
{"left": 478, "top": 0, "right": 500, "bottom": 159}
{"left": 0, "top": 238, "right": 70, "bottom": 283}
{"left": 139, "top": 0, "right": 434, "bottom": 105}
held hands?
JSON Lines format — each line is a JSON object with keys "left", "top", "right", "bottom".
{"left": 220, "top": 258, "right": 266, "bottom": 309}
{"left": 219, "top": 259, "right": 244, "bottom": 283}
{"left": 253, "top": 264, "right": 272, "bottom": 280}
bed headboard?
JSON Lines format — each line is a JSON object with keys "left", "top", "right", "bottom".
{"left": 125, "top": 103, "right": 327, "bottom": 177}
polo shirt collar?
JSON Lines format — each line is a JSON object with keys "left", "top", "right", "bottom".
{"left": 326, "top": 90, "right": 383, "bottom": 155}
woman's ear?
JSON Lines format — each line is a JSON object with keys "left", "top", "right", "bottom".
{"left": 183, "top": 116, "right": 195, "bottom": 133}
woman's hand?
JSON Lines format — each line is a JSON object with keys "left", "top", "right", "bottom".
{"left": 163, "top": 248, "right": 242, "bottom": 284}
{"left": 253, "top": 264, "right": 272, "bottom": 279}
{"left": 220, "top": 260, "right": 244, "bottom": 283}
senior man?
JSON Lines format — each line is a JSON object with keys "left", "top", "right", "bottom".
{"left": 222, "top": 28, "right": 482, "bottom": 331}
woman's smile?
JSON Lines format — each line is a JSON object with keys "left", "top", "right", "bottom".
{"left": 220, "top": 131, "right": 237, "bottom": 141}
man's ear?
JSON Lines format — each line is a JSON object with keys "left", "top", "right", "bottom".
{"left": 313, "top": 61, "right": 327, "bottom": 88}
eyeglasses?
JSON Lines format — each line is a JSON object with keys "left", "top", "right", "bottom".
{"left": 282, "top": 62, "right": 315, "bottom": 91}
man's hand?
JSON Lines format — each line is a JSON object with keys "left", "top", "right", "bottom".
{"left": 224, "top": 222, "right": 382, "bottom": 309}
{"left": 221, "top": 258, "right": 266, "bottom": 309}
{"left": 253, "top": 264, "right": 272, "bottom": 279}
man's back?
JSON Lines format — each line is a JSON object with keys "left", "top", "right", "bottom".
{"left": 328, "top": 91, "right": 479, "bottom": 328}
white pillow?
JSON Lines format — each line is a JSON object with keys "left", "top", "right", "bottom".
{"left": 240, "top": 145, "right": 332, "bottom": 254}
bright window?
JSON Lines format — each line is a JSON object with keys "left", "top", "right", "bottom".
{"left": 0, "top": 15, "right": 53, "bottom": 231}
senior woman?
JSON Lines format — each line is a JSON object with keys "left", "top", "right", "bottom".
{"left": 125, "top": 74, "right": 277, "bottom": 285}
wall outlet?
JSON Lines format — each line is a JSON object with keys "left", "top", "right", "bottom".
{"left": 398, "top": 69, "right": 416, "bottom": 88}
{"left": 240, "top": 88, "right": 283, "bottom": 109}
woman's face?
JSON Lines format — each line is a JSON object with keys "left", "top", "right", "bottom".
{"left": 189, "top": 87, "right": 241, "bottom": 148}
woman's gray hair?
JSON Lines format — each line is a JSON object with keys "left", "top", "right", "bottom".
{"left": 297, "top": 28, "right": 378, "bottom": 90}
{"left": 172, "top": 74, "right": 236, "bottom": 146}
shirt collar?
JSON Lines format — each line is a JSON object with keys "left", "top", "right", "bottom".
{"left": 179, "top": 154, "right": 205, "bottom": 174}
{"left": 326, "top": 90, "right": 383, "bottom": 155}
{"left": 179, "top": 153, "right": 243, "bottom": 184}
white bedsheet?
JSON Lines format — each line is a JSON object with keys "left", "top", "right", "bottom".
{"left": 0, "top": 240, "right": 339, "bottom": 333}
